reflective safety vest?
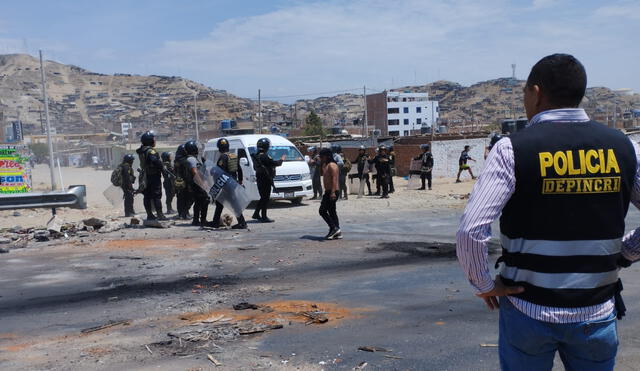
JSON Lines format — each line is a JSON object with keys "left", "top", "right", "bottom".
{"left": 498, "top": 120, "right": 636, "bottom": 308}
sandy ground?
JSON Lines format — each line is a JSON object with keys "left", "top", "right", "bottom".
{"left": 0, "top": 164, "right": 476, "bottom": 229}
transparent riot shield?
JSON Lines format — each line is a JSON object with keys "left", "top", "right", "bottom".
{"left": 348, "top": 167, "right": 360, "bottom": 196}
{"left": 407, "top": 159, "right": 423, "bottom": 190}
{"left": 194, "top": 162, "right": 251, "bottom": 218}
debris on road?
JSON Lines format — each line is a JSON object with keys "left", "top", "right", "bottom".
{"left": 480, "top": 343, "right": 498, "bottom": 347}
{"left": 384, "top": 355, "right": 403, "bottom": 359}
{"left": 233, "top": 302, "right": 260, "bottom": 310}
{"left": 358, "top": 346, "right": 391, "bottom": 353}
{"left": 81, "top": 320, "right": 130, "bottom": 334}
{"left": 207, "top": 354, "right": 222, "bottom": 366}
{"left": 83, "top": 217, "right": 107, "bottom": 229}
{"left": 0, "top": 247, "right": 9, "bottom": 253}
{"left": 301, "top": 311, "right": 329, "bottom": 324}
{"left": 145, "top": 344, "right": 153, "bottom": 354}
{"left": 109, "top": 255, "right": 143, "bottom": 260}
{"left": 353, "top": 361, "right": 368, "bottom": 370}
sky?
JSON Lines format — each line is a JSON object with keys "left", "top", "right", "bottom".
{"left": 1, "top": 0, "right": 638, "bottom": 102}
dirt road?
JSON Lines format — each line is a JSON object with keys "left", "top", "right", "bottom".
{"left": 1, "top": 166, "right": 640, "bottom": 370}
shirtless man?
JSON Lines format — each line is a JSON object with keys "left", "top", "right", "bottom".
{"left": 318, "top": 148, "right": 342, "bottom": 240}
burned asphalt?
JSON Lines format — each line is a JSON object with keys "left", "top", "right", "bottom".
{"left": 1, "top": 206, "right": 640, "bottom": 370}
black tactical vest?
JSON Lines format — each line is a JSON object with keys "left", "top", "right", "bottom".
{"left": 499, "top": 120, "right": 636, "bottom": 308}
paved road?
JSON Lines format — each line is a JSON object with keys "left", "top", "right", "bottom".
{"left": 1, "top": 205, "right": 640, "bottom": 370}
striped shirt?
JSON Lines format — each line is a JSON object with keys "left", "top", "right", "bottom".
{"left": 456, "top": 108, "right": 640, "bottom": 323}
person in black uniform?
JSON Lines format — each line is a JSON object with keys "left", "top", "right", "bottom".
{"left": 252, "top": 137, "right": 284, "bottom": 223}
{"left": 369, "top": 145, "right": 391, "bottom": 198}
{"left": 161, "top": 151, "right": 176, "bottom": 214}
{"left": 210, "top": 138, "right": 247, "bottom": 229}
{"left": 136, "top": 131, "right": 167, "bottom": 221}
{"left": 183, "top": 140, "right": 209, "bottom": 226}
{"left": 307, "top": 146, "right": 323, "bottom": 199}
{"left": 352, "top": 146, "right": 372, "bottom": 195}
{"left": 388, "top": 146, "right": 396, "bottom": 193}
{"left": 414, "top": 144, "right": 434, "bottom": 190}
{"left": 120, "top": 154, "right": 136, "bottom": 217}
{"left": 173, "top": 144, "right": 192, "bottom": 220}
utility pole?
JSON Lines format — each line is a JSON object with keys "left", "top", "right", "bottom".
{"left": 39, "top": 50, "right": 57, "bottom": 193}
{"left": 194, "top": 91, "right": 199, "bottom": 142}
{"left": 258, "top": 89, "right": 262, "bottom": 134}
{"left": 430, "top": 101, "right": 436, "bottom": 144}
{"left": 363, "top": 85, "right": 368, "bottom": 138}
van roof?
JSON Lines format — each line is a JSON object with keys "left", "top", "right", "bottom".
{"left": 205, "top": 134, "right": 294, "bottom": 149}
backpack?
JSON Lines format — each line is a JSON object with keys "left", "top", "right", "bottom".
{"left": 110, "top": 165, "right": 123, "bottom": 187}
{"left": 343, "top": 155, "right": 352, "bottom": 172}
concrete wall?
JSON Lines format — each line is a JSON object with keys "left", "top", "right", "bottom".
{"left": 431, "top": 137, "right": 488, "bottom": 178}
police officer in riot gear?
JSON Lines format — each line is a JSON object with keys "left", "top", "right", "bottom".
{"left": 252, "top": 137, "right": 284, "bottom": 223}
{"left": 388, "top": 146, "right": 397, "bottom": 193}
{"left": 136, "top": 131, "right": 167, "bottom": 221}
{"left": 332, "top": 144, "right": 349, "bottom": 200}
{"left": 183, "top": 140, "right": 209, "bottom": 226}
{"left": 369, "top": 145, "right": 391, "bottom": 198}
{"left": 161, "top": 151, "right": 176, "bottom": 214}
{"left": 210, "top": 138, "right": 247, "bottom": 229}
{"left": 414, "top": 144, "right": 434, "bottom": 190}
{"left": 173, "top": 144, "right": 192, "bottom": 220}
{"left": 352, "top": 146, "right": 372, "bottom": 195}
{"left": 120, "top": 154, "right": 136, "bottom": 217}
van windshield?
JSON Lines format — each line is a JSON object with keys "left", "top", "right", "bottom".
{"left": 248, "top": 146, "right": 304, "bottom": 162}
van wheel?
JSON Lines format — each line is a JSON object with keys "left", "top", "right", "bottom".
{"left": 291, "top": 197, "right": 303, "bottom": 205}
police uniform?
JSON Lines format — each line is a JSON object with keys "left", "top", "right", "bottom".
{"left": 388, "top": 150, "right": 396, "bottom": 193}
{"left": 498, "top": 120, "right": 636, "bottom": 313}
{"left": 136, "top": 145, "right": 165, "bottom": 220}
{"left": 414, "top": 150, "right": 434, "bottom": 190}
{"left": 174, "top": 145, "right": 192, "bottom": 219}
{"left": 211, "top": 152, "right": 247, "bottom": 228}
{"left": 184, "top": 154, "right": 208, "bottom": 226}
{"left": 252, "top": 151, "right": 283, "bottom": 221}
{"left": 310, "top": 153, "right": 323, "bottom": 199}
{"left": 120, "top": 161, "right": 136, "bottom": 216}
{"left": 369, "top": 153, "right": 391, "bottom": 198}
{"left": 353, "top": 152, "right": 372, "bottom": 195}
{"left": 163, "top": 159, "right": 176, "bottom": 214}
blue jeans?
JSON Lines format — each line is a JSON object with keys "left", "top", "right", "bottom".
{"left": 499, "top": 297, "right": 618, "bottom": 371}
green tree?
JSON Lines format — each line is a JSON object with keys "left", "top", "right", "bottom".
{"left": 303, "top": 111, "right": 326, "bottom": 137}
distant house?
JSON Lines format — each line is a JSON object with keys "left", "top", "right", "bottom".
{"left": 366, "top": 91, "right": 439, "bottom": 137}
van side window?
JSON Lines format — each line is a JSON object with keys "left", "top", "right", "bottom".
{"left": 238, "top": 148, "right": 247, "bottom": 159}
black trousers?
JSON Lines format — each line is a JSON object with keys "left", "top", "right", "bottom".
{"left": 319, "top": 191, "right": 339, "bottom": 230}
{"left": 379, "top": 173, "right": 390, "bottom": 196}
{"left": 389, "top": 170, "right": 395, "bottom": 193}
{"left": 176, "top": 189, "right": 192, "bottom": 218}
{"left": 421, "top": 172, "right": 432, "bottom": 189}
{"left": 254, "top": 178, "right": 272, "bottom": 218}
{"left": 163, "top": 182, "right": 175, "bottom": 212}
{"left": 312, "top": 172, "right": 323, "bottom": 198}
{"left": 339, "top": 170, "right": 348, "bottom": 199}
{"left": 123, "top": 188, "right": 135, "bottom": 216}
{"left": 192, "top": 189, "right": 209, "bottom": 224}
{"left": 143, "top": 174, "right": 163, "bottom": 218}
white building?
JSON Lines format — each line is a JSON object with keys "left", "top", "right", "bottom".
{"left": 366, "top": 91, "right": 439, "bottom": 137}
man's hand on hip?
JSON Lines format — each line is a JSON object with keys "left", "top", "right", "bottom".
{"left": 476, "top": 275, "right": 524, "bottom": 310}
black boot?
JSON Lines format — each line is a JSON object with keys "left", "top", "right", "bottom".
{"left": 154, "top": 199, "right": 168, "bottom": 221}
{"left": 143, "top": 198, "right": 156, "bottom": 220}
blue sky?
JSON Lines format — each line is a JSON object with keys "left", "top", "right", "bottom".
{"left": 1, "top": 0, "right": 638, "bottom": 101}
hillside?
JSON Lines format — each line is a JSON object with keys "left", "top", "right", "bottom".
{"left": 1, "top": 54, "right": 638, "bottom": 139}
{"left": 0, "top": 54, "right": 285, "bottom": 138}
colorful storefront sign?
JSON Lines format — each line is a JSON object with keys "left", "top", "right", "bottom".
{"left": 0, "top": 145, "right": 32, "bottom": 194}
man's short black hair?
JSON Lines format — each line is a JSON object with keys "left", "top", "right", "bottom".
{"left": 526, "top": 54, "right": 587, "bottom": 108}
{"left": 319, "top": 148, "right": 334, "bottom": 160}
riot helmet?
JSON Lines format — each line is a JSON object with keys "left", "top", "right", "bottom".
{"left": 257, "top": 137, "right": 271, "bottom": 152}
{"left": 140, "top": 131, "right": 156, "bottom": 146}
{"left": 420, "top": 144, "right": 430, "bottom": 151}
{"left": 123, "top": 154, "right": 135, "bottom": 164}
{"left": 184, "top": 140, "right": 199, "bottom": 156}
{"left": 307, "top": 146, "right": 317, "bottom": 154}
{"left": 331, "top": 144, "right": 342, "bottom": 154}
{"left": 378, "top": 144, "right": 387, "bottom": 153}
{"left": 359, "top": 145, "right": 366, "bottom": 153}
{"left": 217, "top": 138, "right": 230, "bottom": 153}
{"left": 161, "top": 152, "right": 172, "bottom": 162}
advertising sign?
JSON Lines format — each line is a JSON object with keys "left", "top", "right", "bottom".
{"left": 0, "top": 145, "right": 32, "bottom": 194}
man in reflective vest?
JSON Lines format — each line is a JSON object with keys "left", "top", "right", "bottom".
{"left": 457, "top": 54, "right": 639, "bottom": 370}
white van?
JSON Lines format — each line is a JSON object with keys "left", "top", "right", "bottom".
{"left": 203, "top": 134, "right": 313, "bottom": 204}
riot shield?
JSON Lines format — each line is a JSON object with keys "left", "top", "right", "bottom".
{"left": 348, "top": 167, "right": 360, "bottom": 196}
{"left": 193, "top": 162, "right": 251, "bottom": 218}
{"left": 407, "top": 159, "right": 423, "bottom": 190}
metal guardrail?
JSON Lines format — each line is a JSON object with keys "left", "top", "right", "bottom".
{"left": 0, "top": 185, "right": 87, "bottom": 211}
